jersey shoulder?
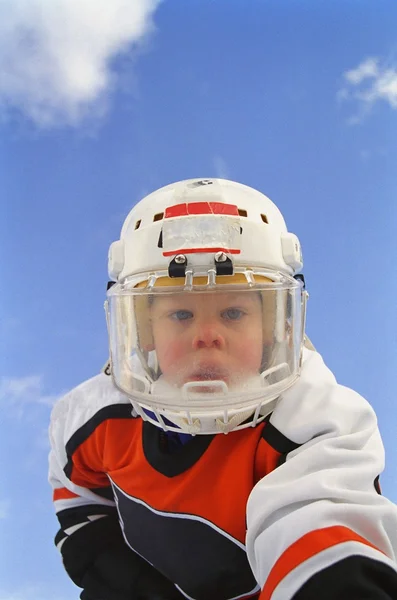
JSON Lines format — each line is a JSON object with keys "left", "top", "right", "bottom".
{"left": 50, "top": 372, "right": 137, "bottom": 442}
{"left": 270, "top": 347, "right": 377, "bottom": 446}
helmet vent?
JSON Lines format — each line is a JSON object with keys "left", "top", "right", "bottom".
{"left": 261, "top": 214, "right": 268, "bottom": 224}
{"left": 135, "top": 219, "right": 141, "bottom": 230}
{"left": 153, "top": 212, "right": 164, "bottom": 222}
{"left": 238, "top": 208, "right": 248, "bottom": 217}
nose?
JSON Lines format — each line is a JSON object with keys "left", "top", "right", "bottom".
{"left": 191, "top": 322, "right": 226, "bottom": 350}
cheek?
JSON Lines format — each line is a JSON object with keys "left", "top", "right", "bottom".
{"left": 153, "top": 332, "right": 188, "bottom": 375}
{"left": 232, "top": 325, "right": 263, "bottom": 371}
{"left": 236, "top": 340, "right": 263, "bottom": 371}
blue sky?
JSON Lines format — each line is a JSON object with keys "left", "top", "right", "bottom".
{"left": 1, "top": 1, "right": 397, "bottom": 598}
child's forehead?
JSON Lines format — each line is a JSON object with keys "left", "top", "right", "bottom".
{"left": 151, "top": 290, "right": 260, "bottom": 307}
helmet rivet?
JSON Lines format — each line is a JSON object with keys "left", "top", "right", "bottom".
{"left": 215, "top": 251, "right": 227, "bottom": 263}
{"left": 174, "top": 254, "right": 187, "bottom": 264}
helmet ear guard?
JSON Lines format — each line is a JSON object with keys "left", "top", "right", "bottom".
{"left": 281, "top": 233, "right": 303, "bottom": 272}
{"left": 108, "top": 240, "right": 125, "bottom": 281}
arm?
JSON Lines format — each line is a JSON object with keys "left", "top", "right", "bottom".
{"left": 246, "top": 349, "right": 397, "bottom": 600}
{"left": 49, "top": 375, "right": 184, "bottom": 600}
{"left": 55, "top": 507, "right": 184, "bottom": 600}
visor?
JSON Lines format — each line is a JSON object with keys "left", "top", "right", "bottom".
{"left": 105, "top": 268, "right": 307, "bottom": 434}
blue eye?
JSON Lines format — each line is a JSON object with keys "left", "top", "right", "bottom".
{"left": 171, "top": 310, "right": 193, "bottom": 321}
{"left": 222, "top": 308, "right": 245, "bottom": 321}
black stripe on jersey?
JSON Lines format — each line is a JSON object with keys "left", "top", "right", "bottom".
{"left": 54, "top": 529, "right": 67, "bottom": 547}
{"left": 89, "top": 486, "right": 114, "bottom": 500}
{"left": 142, "top": 420, "right": 215, "bottom": 477}
{"left": 64, "top": 404, "right": 135, "bottom": 480}
{"left": 292, "top": 555, "right": 397, "bottom": 600}
{"left": 56, "top": 503, "right": 118, "bottom": 531}
{"left": 112, "top": 482, "right": 260, "bottom": 600}
{"left": 261, "top": 415, "right": 302, "bottom": 454}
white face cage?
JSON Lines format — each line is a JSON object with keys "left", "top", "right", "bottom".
{"left": 105, "top": 268, "right": 308, "bottom": 435}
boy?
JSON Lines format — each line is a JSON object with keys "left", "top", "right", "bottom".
{"left": 49, "top": 178, "right": 397, "bottom": 599}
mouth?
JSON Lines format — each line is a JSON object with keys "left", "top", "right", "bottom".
{"left": 187, "top": 365, "right": 229, "bottom": 382}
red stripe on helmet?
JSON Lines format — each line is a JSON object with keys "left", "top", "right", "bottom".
{"left": 163, "top": 247, "right": 240, "bottom": 256}
{"left": 165, "top": 202, "right": 239, "bottom": 218}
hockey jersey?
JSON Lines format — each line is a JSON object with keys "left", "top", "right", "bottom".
{"left": 48, "top": 348, "right": 397, "bottom": 599}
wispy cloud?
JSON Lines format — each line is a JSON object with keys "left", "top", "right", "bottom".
{"left": 0, "top": 0, "right": 162, "bottom": 128}
{"left": 213, "top": 155, "right": 230, "bottom": 179}
{"left": 0, "top": 375, "right": 62, "bottom": 418}
{"left": 338, "top": 57, "right": 397, "bottom": 123}
{"left": 344, "top": 57, "right": 379, "bottom": 85}
{"left": 34, "top": 426, "right": 52, "bottom": 452}
{"left": 0, "top": 499, "right": 10, "bottom": 520}
{"left": 358, "top": 147, "right": 387, "bottom": 162}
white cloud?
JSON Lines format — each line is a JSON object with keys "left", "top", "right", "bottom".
{"left": 338, "top": 56, "right": 397, "bottom": 123}
{"left": 0, "top": 375, "right": 62, "bottom": 417}
{"left": 344, "top": 57, "right": 379, "bottom": 85}
{"left": 358, "top": 68, "right": 397, "bottom": 108}
{"left": 336, "top": 88, "right": 350, "bottom": 103}
{"left": 0, "top": 0, "right": 162, "bottom": 128}
{"left": 34, "top": 426, "right": 52, "bottom": 451}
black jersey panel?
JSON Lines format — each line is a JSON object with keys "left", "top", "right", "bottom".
{"left": 112, "top": 481, "right": 260, "bottom": 600}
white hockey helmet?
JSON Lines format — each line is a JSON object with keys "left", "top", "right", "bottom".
{"left": 105, "top": 178, "right": 308, "bottom": 435}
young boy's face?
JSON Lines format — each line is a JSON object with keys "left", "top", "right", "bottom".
{"left": 149, "top": 291, "right": 263, "bottom": 388}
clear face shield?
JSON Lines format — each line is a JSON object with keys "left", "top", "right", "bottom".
{"left": 105, "top": 269, "right": 307, "bottom": 434}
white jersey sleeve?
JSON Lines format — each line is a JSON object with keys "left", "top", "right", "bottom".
{"left": 48, "top": 371, "right": 135, "bottom": 562}
{"left": 246, "top": 348, "right": 397, "bottom": 600}
{"left": 48, "top": 372, "right": 126, "bottom": 513}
